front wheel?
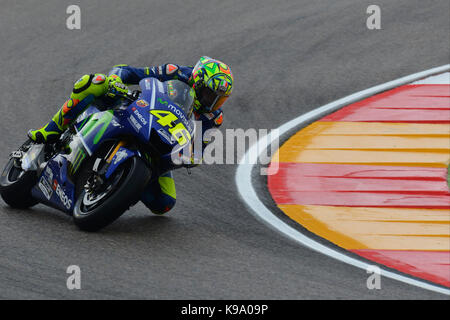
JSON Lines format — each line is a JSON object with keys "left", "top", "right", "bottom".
{"left": 73, "top": 157, "right": 151, "bottom": 232}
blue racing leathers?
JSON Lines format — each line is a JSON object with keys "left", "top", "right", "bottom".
{"left": 109, "top": 64, "right": 224, "bottom": 214}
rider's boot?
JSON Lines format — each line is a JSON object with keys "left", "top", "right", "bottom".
{"left": 28, "top": 99, "right": 80, "bottom": 144}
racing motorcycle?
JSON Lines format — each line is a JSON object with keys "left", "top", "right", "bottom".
{"left": 0, "top": 78, "right": 196, "bottom": 231}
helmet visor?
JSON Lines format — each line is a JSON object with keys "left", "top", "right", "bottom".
{"left": 197, "top": 86, "right": 227, "bottom": 112}
{"left": 210, "top": 95, "right": 228, "bottom": 112}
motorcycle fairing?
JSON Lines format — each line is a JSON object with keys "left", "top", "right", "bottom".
{"left": 31, "top": 155, "right": 75, "bottom": 214}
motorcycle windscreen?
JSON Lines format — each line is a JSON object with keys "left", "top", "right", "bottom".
{"left": 164, "top": 80, "right": 195, "bottom": 118}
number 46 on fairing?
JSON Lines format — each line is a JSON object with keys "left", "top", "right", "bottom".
{"left": 150, "top": 110, "right": 191, "bottom": 146}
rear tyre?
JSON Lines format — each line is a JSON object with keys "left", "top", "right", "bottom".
{"left": 73, "top": 157, "right": 150, "bottom": 232}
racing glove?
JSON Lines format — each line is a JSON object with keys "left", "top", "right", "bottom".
{"left": 106, "top": 75, "right": 129, "bottom": 98}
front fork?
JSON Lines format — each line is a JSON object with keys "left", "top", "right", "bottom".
{"left": 91, "top": 139, "right": 128, "bottom": 177}
{"left": 106, "top": 140, "right": 127, "bottom": 163}
{"left": 83, "top": 139, "right": 128, "bottom": 194}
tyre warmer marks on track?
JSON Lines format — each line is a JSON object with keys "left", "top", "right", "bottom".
{"left": 268, "top": 72, "right": 450, "bottom": 287}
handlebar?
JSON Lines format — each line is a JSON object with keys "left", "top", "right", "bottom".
{"left": 107, "top": 88, "right": 140, "bottom": 101}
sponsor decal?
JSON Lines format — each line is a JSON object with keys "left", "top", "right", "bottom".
{"left": 113, "top": 149, "right": 128, "bottom": 165}
{"left": 71, "top": 149, "right": 86, "bottom": 174}
{"left": 128, "top": 116, "right": 142, "bottom": 132}
{"left": 157, "top": 97, "right": 168, "bottom": 105}
{"left": 136, "top": 99, "right": 149, "bottom": 108}
{"left": 38, "top": 176, "right": 53, "bottom": 200}
{"left": 133, "top": 109, "right": 148, "bottom": 125}
{"left": 158, "top": 128, "right": 176, "bottom": 144}
{"left": 167, "top": 104, "right": 192, "bottom": 131}
{"left": 53, "top": 180, "right": 72, "bottom": 210}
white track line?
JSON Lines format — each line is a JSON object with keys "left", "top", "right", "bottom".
{"left": 235, "top": 64, "right": 450, "bottom": 295}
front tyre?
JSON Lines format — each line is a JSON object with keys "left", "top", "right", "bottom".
{"left": 73, "top": 157, "right": 150, "bottom": 232}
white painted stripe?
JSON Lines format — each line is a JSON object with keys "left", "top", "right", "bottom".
{"left": 150, "top": 79, "right": 156, "bottom": 107}
{"left": 148, "top": 79, "right": 156, "bottom": 139}
{"left": 412, "top": 72, "right": 450, "bottom": 84}
{"left": 235, "top": 64, "right": 450, "bottom": 295}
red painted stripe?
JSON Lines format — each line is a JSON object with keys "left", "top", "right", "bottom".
{"left": 271, "top": 176, "right": 448, "bottom": 193}
{"left": 270, "top": 190, "right": 450, "bottom": 208}
{"left": 268, "top": 163, "right": 450, "bottom": 208}
{"left": 351, "top": 249, "right": 450, "bottom": 288}
{"left": 321, "top": 84, "right": 450, "bottom": 123}
{"left": 348, "top": 85, "right": 450, "bottom": 108}
{"left": 269, "top": 162, "right": 448, "bottom": 180}
{"left": 321, "top": 109, "right": 450, "bottom": 123}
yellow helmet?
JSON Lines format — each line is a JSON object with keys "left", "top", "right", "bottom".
{"left": 191, "top": 56, "right": 234, "bottom": 113}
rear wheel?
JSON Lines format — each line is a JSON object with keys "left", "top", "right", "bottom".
{"left": 73, "top": 156, "right": 151, "bottom": 232}
{"left": 0, "top": 141, "right": 39, "bottom": 209}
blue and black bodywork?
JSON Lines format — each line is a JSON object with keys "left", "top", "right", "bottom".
{"left": 30, "top": 78, "right": 196, "bottom": 215}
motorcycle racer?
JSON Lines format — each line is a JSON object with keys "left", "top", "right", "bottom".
{"left": 27, "top": 56, "right": 234, "bottom": 215}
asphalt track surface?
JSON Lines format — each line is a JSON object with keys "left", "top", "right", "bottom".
{"left": 0, "top": 0, "right": 449, "bottom": 299}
